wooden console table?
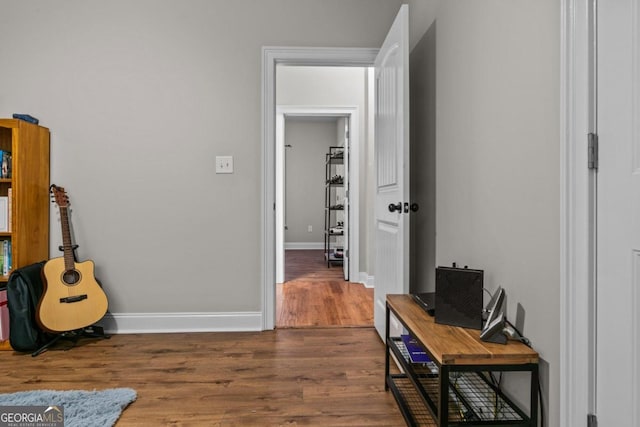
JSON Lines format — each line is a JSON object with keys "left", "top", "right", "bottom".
{"left": 385, "top": 294, "right": 539, "bottom": 426}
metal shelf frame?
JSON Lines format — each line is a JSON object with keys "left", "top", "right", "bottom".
{"left": 385, "top": 299, "right": 539, "bottom": 427}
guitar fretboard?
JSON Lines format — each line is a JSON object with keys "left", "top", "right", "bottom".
{"left": 59, "top": 206, "right": 75, "bottom": 271}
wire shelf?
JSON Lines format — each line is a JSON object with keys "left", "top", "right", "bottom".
{"left": 390, "top": 337, "right": 527, "bottom": 424}
{"left": 448, "top": 371, "right": 524, "bottom": 422}
{"left": 392, "top": 377, "right": 438, "bottom": 426}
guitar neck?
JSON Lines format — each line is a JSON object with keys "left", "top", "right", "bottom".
{"left": 59, "top": 206, "right": 76, "bottom": 270}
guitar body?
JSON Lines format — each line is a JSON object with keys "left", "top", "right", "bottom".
{"left": 37, "top": 184, "right": 110, "bottom": 334}
{"left": 37, "top": 257, "right": 108, "bottom": 333}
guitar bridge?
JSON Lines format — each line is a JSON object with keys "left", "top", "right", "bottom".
{"left": 59, "top": 295, "right": 88, "bottom": 303}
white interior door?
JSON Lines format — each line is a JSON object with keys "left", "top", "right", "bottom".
{"left": 373, "top": 4, "right": 409, "bottom": 339}
{"left": 596, "top": 0, "right": 640, "bottom": 425}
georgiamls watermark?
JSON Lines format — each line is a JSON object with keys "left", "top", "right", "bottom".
{"left": 0, "top": 406, "right": 64, "bottom": 427}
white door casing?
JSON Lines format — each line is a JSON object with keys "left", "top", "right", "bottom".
{"left": 558, "top": 0, "right": 640, "bottom": 424}
{"left": 373, "top": 4, "right": 410, "bottom": 339}
{"left": 596, "top": 0, "right": 640, "bottom": 424}
{"left": 560, "top": 0, "right": 596, "bottom": 425}
{"left": 262, "top": 49, "right": 377, "bottom": 330}
{"left": 275, "top": 113, "right": 286, "bottom": 284}
{"left": 275, "top": 106, "right": 359, "bottom": 285}
{"left": 342, "top": 117, "right": 350, "bottom": 280}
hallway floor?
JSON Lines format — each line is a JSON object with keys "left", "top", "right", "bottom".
{"left": 276, "top": 250, "right": 374, "bottom": 328}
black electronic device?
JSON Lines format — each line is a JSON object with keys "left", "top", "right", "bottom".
{"left": 412, "top": 292, "right": 435, "bottom": 316}
{"left": 434, "top": 265, "right": 484, "bottom": 330}
{"left": 480, "top": 286, "right": 507, "bottom": 344}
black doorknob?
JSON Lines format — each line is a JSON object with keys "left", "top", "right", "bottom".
{"left": 410, "top": 203, "right": 420, "bottom": 212}
{"left": 388, "top": 202, "right": 402, "bottom": 213}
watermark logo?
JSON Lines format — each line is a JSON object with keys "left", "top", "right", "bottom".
{"left": 0, "top": 405, "right": 64, "bottom": 427}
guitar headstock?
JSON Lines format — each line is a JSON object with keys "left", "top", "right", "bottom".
{"left": 50, "top": 184, "right": 69, "bottom": 208}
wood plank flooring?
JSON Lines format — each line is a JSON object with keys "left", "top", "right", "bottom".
{"left": 0, "top": 328, "right": 405, "bottom": 426}
{"left": 283, "top": 249, "right": 346, "bottom": 282}
{"left": 0, "top": 250, "right": 389, "bottom": 426}
{"left": 276, "top": 250, "right": 373, "bottom": 328}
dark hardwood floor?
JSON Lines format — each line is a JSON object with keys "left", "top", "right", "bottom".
{"left": 283, "top": 249, "right": 346, "bottom": 282}
{"left": 0, "top": 329, "right": 405, "bottom": 426}
{"left": 276, "top": 250, "right": 374, "bottom": 328}
{"left": 0, "top": 250, "right": 393, "bottom": 426}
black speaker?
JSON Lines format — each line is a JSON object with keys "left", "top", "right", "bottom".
{"left": 435, "top": 266, "right": 483, "bottom": 330}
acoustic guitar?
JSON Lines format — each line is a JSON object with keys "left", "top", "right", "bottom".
{"left": 37, "top": 185, "right": 108, "bottom": 333}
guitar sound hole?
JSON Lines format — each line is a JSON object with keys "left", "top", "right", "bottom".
{"left": 62, "top": 270, "right": 81, "bottom": 285}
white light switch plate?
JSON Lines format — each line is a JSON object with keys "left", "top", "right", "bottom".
{"left": 216, "top": 156, "right": 233, "bottom": 174}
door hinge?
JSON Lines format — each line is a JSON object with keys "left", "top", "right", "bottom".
{"left": 588, "top": 133, "right": 599, "bottom": 170}
{"left": 346, "top": 249, "right": 349, "bottom": 258}
{"left": 587, "top": 414, "right": 597, "bottom": 427}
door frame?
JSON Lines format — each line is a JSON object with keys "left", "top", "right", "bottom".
{"left": 275, "top": 105, "right": 360, "bottom": 284}
{"left": 560, "top": 0, "right": 597, "bottom": 425}
{"left": 261, "top": 47, "right": 378, "bottom": 330}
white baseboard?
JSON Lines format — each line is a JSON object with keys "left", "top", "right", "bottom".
{"left": 285, "top": 242, "right": 324, "bottom": 250}
{"left": 98, "top": 311, "right": 263, "bottom": 334}
{"left": 359, "top": 272, "right": 374, "bottom": 288}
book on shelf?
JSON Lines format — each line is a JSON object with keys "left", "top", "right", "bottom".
{"left": 0, "top": 151, "right": 11, "bottom": 179}
{"left": 401, "top": 334, "right": 432, "bottom": 363}
{"left": 6, "top": 188, "right": 10, "bottom": 232}
{"left": 0, "top": 196, "right": 7, "bottom": 232}
{"left": 2, "top": 240, "right": 10, "bottom": 276}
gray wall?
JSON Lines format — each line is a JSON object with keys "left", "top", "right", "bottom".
{"left": 408, "top": 1, "right": 560, "bottom": 425}
{"left": 284, "top": 118, "right": 336, "bottom": 244}
{"left": 0, "top": 0, "right": 402, "bottom": 315}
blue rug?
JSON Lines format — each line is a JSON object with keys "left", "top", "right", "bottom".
{"left": 0, "top": 388, "right": 136, "bottom": 427}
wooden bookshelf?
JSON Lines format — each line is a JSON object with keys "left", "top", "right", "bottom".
{"left": 0, "top": 119, "right": 50, "bottom": 283}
